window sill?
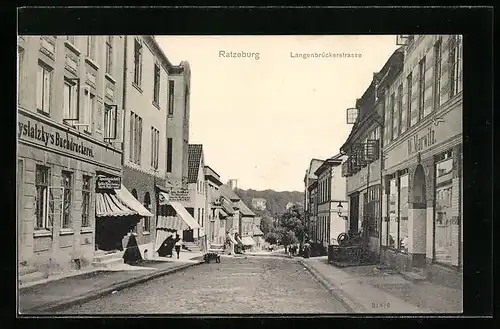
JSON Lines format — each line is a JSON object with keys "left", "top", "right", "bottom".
{"left": 60, "top": 228, "right": 75, "bottom": 236}
{"left": 81, "top": 227, "right": 93, "bottom": 234}
{"left": 64, "top": 40, "right": 81, "bottom": 55}
{"left": 34, "top": 230, "right": 52, "bottom": 238}
{"left": 105, "top": 73, "right": 116, "bottom": 84}
{"left": 132, "top": 82, "right": 143, "bottom": 93}
{"left": 85, "top": 56, "right": 99, "bottom": 70}
{"left": 152, "top": 101, "right": 160, "bottom": 110}
{"left": 143, "top": 231, "right": 151, "bottom": 236}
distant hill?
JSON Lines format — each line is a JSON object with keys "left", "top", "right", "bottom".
{"left": 234, "top": 188, "right": 304, "bottom": 218}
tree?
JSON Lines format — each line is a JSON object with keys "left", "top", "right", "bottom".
{"left": 264, "top": 232, "right": 279, "bottom": 245}
{"left": 260, "top": 216, "right": 275, "bottom": 236}
{"left": 278, "top": 204, "right": 305, "bottom": 244}
{"left": 280, "top": 230, "right": 299, "bottom": 247}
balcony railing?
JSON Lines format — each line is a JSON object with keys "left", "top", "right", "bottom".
{"left": 341, "top": 139, "right": 380, "bottom": 177}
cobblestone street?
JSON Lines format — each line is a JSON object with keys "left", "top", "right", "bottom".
{"left": 57, "top": 257, "right": 348, "bottom": 314}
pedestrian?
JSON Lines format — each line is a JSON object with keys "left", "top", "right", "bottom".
{"left": 174, "top": 234, "right": 182, "bottom": 259}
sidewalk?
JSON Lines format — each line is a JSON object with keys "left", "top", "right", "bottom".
{"left": 300, "top": 257, "right": 462, "bottom": 313}
{"left": 19, "top": 253, "right": 203, "bottom": 314}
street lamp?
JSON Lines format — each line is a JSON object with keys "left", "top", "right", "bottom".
{"left": 337, "top": 202, "right": 348, "bottom": 220}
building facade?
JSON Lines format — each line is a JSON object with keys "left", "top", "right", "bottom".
{"left": 307, "top": 180, "right": 319, "bottom": 243}
{"left": 379, "top": 35, "right": 462, "bottom": 285}
{"left": 17, "top": 35, "right": 125, "bottom": 274}
{"left": 314, "top": 154, "right": 348, "bottom": 247}
{"left": 204, "top": 165, "right": 225, "bottom": 245}
{"left": 341, "top": 47, "right": 404, "bottom": 259}
{"left": 122, "top": 35, "right": 172, "bottom": 259}
{"left": 186, "top": 144, "right": 208, "bottom": 245}
{"left": 303, "top": 159, "right": 324, "bottom": 241}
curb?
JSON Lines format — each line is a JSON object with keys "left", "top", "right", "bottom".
{"left": 23, "top": 261, "right": 204, "bottom": 313}
{"left": 299, "top": 259, "right": 366, "bottom": 313}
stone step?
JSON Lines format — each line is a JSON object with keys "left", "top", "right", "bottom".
{"left": 19, "top": 271, "right": 47, "bottom": 286}
{"left": 93, "top": 251, "right": 123, "bottom": 263}
{"left": 92, "top": 257, "right": 124, "bottom": 269}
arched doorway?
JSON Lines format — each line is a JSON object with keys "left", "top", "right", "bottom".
{"left": 410, "top": 164, "right": 427, "bottom": 267}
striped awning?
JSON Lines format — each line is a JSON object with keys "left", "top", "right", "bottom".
{"left": 241, "top": 236, "right": 256, "bottom": 246}
{"left": 218, "top": 208, "right": 229, "bottom": 218}
{"left": 114, "top": 184, "right": 153, "bottom": 217}
{"left": 156, "top": 202, "right": 201, "bottom": 231}
{"left": 95, "top": 192, "right": 136, "bottom": 217}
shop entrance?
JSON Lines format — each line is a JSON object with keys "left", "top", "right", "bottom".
{"left": 411, "top": 164, "right": 427, "bottom": 265}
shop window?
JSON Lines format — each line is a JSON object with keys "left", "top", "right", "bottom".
{"left": 62, "top": 171, "right": 73, "bottom": 229}
{"left": 81, "top": 175, "right": 92, "bottom": 227}
{"left": 434, "top": 151, "right": 459, "bottom": 266}
{"left": 143, "top": 192, "right": 151, "bottom": 232}
{"left": 399, "top": 174, "right": 409, "bottom": 253}
{"left": 35, "top": 165, "right": 51, "bottom": 229}
{"left": 36, "top": 61, "right": 53, "bottom": 115}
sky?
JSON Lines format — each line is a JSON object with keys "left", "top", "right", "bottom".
{"left": 156, "top": 35, "right": 399, "bottom": 192}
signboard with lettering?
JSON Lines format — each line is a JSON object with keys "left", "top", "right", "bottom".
{"left": 96, "top": 176, "right": 121, "bottom": 190}
{"left": 168, "top": 188, "right": 191, "bottom": 202}
{"left": 18, "top": 118, "right": 95, "bottom": 157}
{"left": 407, "top": 126, "right": 436, "bottom": 155}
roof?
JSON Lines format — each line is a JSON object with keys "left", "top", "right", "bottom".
{"left": 219, "top": 184, "right": 240, "bottom": 201}
{"left": 187, "top": 144, "right": 203, "bottom": 183}
{"left": 253, "top": 225, "right": 264, "bottom": 236}
{"left": 237, "top": 200, "right": 256, "bottom": 217}
{"left": 314, "top": 155, "right": 344, "bottom": 176}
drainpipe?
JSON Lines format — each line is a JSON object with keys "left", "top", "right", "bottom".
{"left": 121, "top": 35, "right": 128, "bottom": 166}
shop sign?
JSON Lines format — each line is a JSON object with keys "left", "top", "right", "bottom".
{"left": 168, "top": 188, "right": 191, "bottom": 202}
{"left": 96, "top": 176, "right": 121, "bottom": 189}
{"left": 18, "top": 118, "right": 95, "bottom": 158}
{"left": 407, "top": 126, "right": 436, "bottom": 156}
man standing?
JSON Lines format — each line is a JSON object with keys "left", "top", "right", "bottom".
{"left": 174, "top": 234, "right": 182, "bottom": 259}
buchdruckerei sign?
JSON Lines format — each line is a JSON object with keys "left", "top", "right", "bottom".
{"left": 18, "top": 118, "right": 95, "bottom": 158}
{"left": 97, "top": 176, "right": 121, "bottom": 190}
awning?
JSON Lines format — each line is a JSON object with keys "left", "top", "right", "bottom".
{"left": 157, "top": 216, "right": 188, "bottom": 231}
{"left": 158, "top": 192, "right": 169, "bottom": 206}
{"left": 241, "top": 236, "right": 256, "bottom": 246}
{"left": 170, "top": 201, "right": 201, "bottom": 230}
{"left": 219, "top": 208, "right": 229, "bottom": 218}
{"left": 114, "top": 184, "right": 154, "bottom": 217}
{"left": 95, "top": 192, "right": 136, "bottom": 217}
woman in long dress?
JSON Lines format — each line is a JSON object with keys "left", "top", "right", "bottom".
{"left": 123, "top": 232, "right": 143, "bottom": 265}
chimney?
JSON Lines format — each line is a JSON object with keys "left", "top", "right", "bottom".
{"left": 227, "top": 179, "right": 238, "bottom": 190}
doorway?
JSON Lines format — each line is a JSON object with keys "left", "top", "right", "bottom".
{"left": 411, "top": 164, "right": 427, "bottom": 265}
{"left": 349, "top": 193, "right": 360, "bottom": 233}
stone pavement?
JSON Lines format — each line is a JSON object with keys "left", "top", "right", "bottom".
{"left": 18, "top": 254, "right": 203, "bottom": 314}
{"left": 301, "top": 257, "right": 463, "bottom": 314}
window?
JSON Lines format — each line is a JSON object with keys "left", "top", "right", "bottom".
{"left": 143, "top": 192, "right": 151, "bottom": 232}
{"left": 63, "top": 79, "right": 78, "bottom": 122}
{"left": 18, "top": 48, "right": 24, "bottom": 104}
{"left": 197, "top": 208, "right": 201, "bottom": 224}
{"left": 168, "top": 80, "right": 175, "bottom": 115}
{"left": 104, "top": 104, "right": 117, "bottom": 140}
{"left": 86, "top": 36, "right": 96, "bottom": 60}
{"left": 129, "top": 113, "right": 143, "bottom": 164}
{"left": 406, "top": 72, "right": 413, "bottom": 128}
{"left": 82, "top": 175, "right": 92, "bottom": 227}
{"left": 450, "top": 35, "right": 462, "bottom": 97}
{"left": 434, "top": 150, "right": 459, "bottom": 266}
{"left": 202, "top": 208, "right": 205, "bottom": 227}
{"left": 397, "top": 84, "right": 404, "bottom": 135}
{"left": 387, "top": 177, "right": 399, "bottom": 249}
{"left": 105, "top": 36, "right": 113, "bottom": 75}
{"left": 66, "top": 35, "right": 76, "bottom": 44}
{"left": 35, "top": 165, "right": 51, "bottom": 229}
{"left": 62, "top": 171, "right": 73, "bottom": 229}
{"left": 364, "top": 185, "right": 380, "bottom": 238}
{"left": 184, "top": 85, "right": 189, "bottom": 119}
{"left": 36, "top": 62, "right": 53, "bottom": 115}
{"left": 433, "top": 38, "right": 442, "bottom": 110}
{"left": 150, "top": 127, "right": 159, "bottom": 169}
{"left": 418, "top": 57, "right": 426, "bottom": 120}
{"left": 167, "top": 138, "right": 173, "bottom": 173}
{"left": 133, "top": 39, "right": 143, "bottom": 86}
{"left": 389, "top": 93, "right": 395, "bottom": 141}
{"left": 82, "top": 88, "right": 95, "bottom": 133}
{"left": 153, "top": 64, "right": 160, "bottom": 105}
